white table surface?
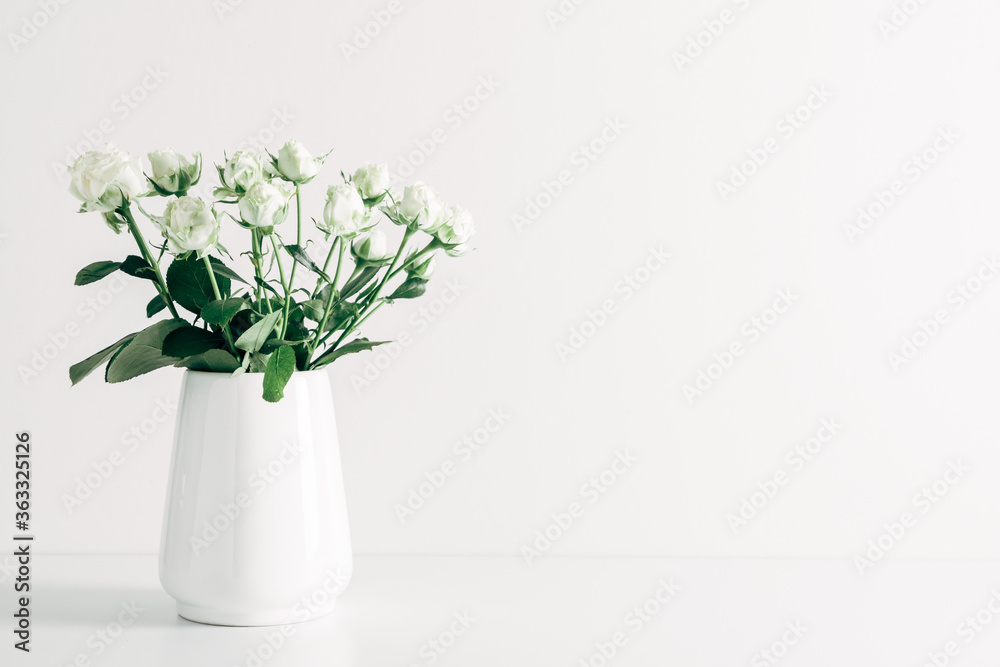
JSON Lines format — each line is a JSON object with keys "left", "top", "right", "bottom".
{"left": 5, "top": 555, "right": 1000, "bottom": 666}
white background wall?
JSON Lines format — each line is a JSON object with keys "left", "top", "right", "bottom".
{"left": 1, "top": 0, "right": 999, "bottom": 560}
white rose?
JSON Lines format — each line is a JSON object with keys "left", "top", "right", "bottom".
{"left": 397, "top": 182, "right": 445, "bottom": 231}
{"left": 148, "top": 148, "right": 200, "bottom": 194}
{"left": 352, "top": 162, "right": 390, "bottom": 200}
{"left": 320, "top": 183, "right": 372, "bottom": 238}
{"left": 437, "top": 204, "right": 475, "bottom": 256}
{"left": 239, "top": 181, "right": 291, "bottom": 230}
{"left": 276, "top": 140, "right": 319, "bottom": 183}
{"left": 158, "top": 196, "right": 220, "bottom": 256}
{"left": 68, "top": 144, "right": 145, "bottom": 212}
{"left": 406, "top": 252, "right": 436, "bottom": 280}
{"left": 222, "top": 151, "right": 265, "bottom": 193}
{"left": 352, "top": 230, "right": 393, "bottom": 264}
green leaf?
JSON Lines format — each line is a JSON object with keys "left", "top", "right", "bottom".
{"left": 105, "top": 319, "right": 187, "bottom": 383}
{"left": 75, "top": 261, "right": 121, "bottom": 286}
{"left": 69, "top": 332, "right": 137, "bottom": 385}
{"left": 363, "top": 192, "right": 387, "bottom": 207}
{"left": 175, "top": 348, "right": 241, "bottom": 372}
{"left": 146, "top": 295, "right": 166, "bottom": 318}
{"left": 324, "top": 302, "right": 358, "bottom": 332}
{"left": 388, "top": 277, "right": 428, "bottom": 301}
{"left": 162, "top": 325, "right": 225, "bottom": 357}
{"left": 311, "top": 337, "right": 390, "bottom": 369}
{"left": 262, "top": 346, "right": 296, "bottom": 402}
{"left": 210, "top": 262, "right": 249, "bottom": 285}
{"left": 119, "top": 255, "right": 157, "bottom": 281}
{"left": 166, "top": 255, "right": 231, "bottom": 316}
{"left": 341, "top": 266, "right": 379, "bottom": 299}
{"left": 301, "top": 299, "right": 326, "bottom": 322}
{"left": 284, "top": 244, "right": 330, "bottom": 282}
{"left": 234, "top": 310, "right": 282, "bottom": 353}
{"left": 254, "top": 276, "right": 282, "bottom": 300}
{"left": 201, "top": 298, "right": 246, "bottom": 326}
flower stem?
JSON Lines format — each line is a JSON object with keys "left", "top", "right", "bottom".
{"left": 250, "top": 228, "right": 263, "bottom": 304}
{"left": 365, "top": 227, "right": 415, "bottom": 307}
{"left": 120, "top": 205, "right": 180, "bottom": 319}
{"left": 270, "top": 235, "right": 291, "bottom": 338}
{"left": 306, "top": 237, "right": 345, "bottom": 365}
{"left": 287, "top": 187, "right": 302, "bottom": 293}
{"left": 202, "top": 256, "right": 235, "bottom": 351}
{"left": 387, "top": 238, "right": 440, "bottom": 282}
{"left": 309, "top": 228, "right": 413, "bottom": 368}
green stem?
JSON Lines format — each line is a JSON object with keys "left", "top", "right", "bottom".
{"left": 120, "top": 205, "right": 180, "bottom": 319}
{"left": 309, "top": 229, "right": 414, "bottom": 368}
{"left": 317, "top": 298, "right": 385, "bottom": 369}
{"left": 388, "top": 238, "right": 440, "bottom": 282}
{"left": 366, "top": 227, "right": 415, "bottom": 308}
{"left": 306, "top": 237, "right": 345, "bottom": 364}
{"left": 309, "top": 262, "right": 361, "bottom": 355}
{"left": 202, "top": 256, "right": 235, "bottom": 351}
{"left": 321, "top": 236, "right": 339, "bottom": 274}
{"left": 270, "top": 235, "right": 291, "bottom": 338}
{"left": 250, "top": 228, "right": 264, "bottom": 305}
{"left": 287, "top": 187, "right": 302, "bottom": 293}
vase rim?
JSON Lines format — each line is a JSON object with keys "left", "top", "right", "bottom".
{"left": 182, "top": 368, "right": 331, "bottom": 377}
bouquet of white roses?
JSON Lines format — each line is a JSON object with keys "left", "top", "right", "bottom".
{"left": 66, "top": 141, "right": 475, "bottom": 402}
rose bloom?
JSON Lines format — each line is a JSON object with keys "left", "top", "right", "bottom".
{"left": 436, "top": 204, "right": 475, "bottom": 256}
{"left": 239, "top": 181, "right": 291, "bottom": 230}
{"left": 158, "top": 196, "right": 220, "bottom": 256}
{"left": 397, "top": 182, "right": 445, "bottom": 232}
{"left": 68, "top": 144, "right": 145, "bottom": 212}
{"left": 276, "top": 140, "right": 319, "bottom": 182}
{"left": 320, "top": 183, "right": 372, "bottom": 238}
{"left": 352, "top": 162, "right": 390, "bottom": 199}
{"left": 222, "top": 151, "right": 265, "bottom": 192}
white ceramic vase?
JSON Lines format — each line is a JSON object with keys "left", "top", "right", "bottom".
{"left": 158, "top": 369, "right": 353, "bottom": 626}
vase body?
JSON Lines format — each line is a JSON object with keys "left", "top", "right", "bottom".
{"left": 158, "top": 370, "right": 352, "bottom": 626}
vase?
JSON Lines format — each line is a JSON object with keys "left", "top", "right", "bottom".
{"left": 158, "top": 369, "right": 353, "bottom": 626}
